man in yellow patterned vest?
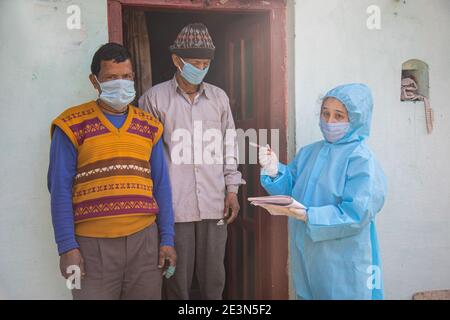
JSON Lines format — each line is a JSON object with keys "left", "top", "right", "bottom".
{"left": 48, "top": 43, "right": 176, "bottom": 299}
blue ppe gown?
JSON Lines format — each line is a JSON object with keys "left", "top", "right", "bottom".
{"left": 261, "top": 83, "right": 387, "bottom": 300}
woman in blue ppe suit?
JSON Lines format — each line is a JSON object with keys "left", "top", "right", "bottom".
{"left": 259, "top": 83, "right": 387, "bottom": 300}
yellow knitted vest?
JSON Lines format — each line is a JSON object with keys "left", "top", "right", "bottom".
{"left": 51, "top": 101, "right": 163, "bottom": 237}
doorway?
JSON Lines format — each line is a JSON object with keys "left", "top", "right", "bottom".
{"left": 108, "top": 0, "right": 289, "bottom": 300}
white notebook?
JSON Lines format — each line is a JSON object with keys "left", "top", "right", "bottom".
{"left": 248, "top": 196, "right": 306, "bottom": 219}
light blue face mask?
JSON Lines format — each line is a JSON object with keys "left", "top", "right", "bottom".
{"left": 319, "top": 118, "right": 350, "bottom": 143}
{"left": 95, "top": 76, "right": 136, "bottom": 110}
{"left": 178, "top": 57, "right": 210, "bottom": 85}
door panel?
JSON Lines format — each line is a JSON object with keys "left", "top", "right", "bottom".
{"left": 224, "top": 16, "right": 267, "bottom": 300}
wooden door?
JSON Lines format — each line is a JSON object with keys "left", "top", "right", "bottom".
{"left": 223, "top": 15, "right": 269, "bottom": 300}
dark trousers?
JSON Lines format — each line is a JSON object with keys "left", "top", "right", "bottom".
{"left": 163, "top": 220, "right": 228, "bottom": 300}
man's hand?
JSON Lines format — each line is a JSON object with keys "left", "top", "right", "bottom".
{"left": 224, "top": 192, "right": 240, "bottom": 224}
{"left": 158, "top": 246, "right": 177, "bottom": 279}
{"left": 59, "top": 248, "right": 85, "bottom": 279}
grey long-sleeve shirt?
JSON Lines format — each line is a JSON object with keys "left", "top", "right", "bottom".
{"left": 139, "top": 75, "right": 244, "bottom": 223}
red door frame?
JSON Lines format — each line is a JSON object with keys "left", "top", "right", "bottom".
{"left": 107, "top": 0, "right": 289, "bottom": 300}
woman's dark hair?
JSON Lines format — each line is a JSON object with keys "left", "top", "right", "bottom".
{"left": 90, "top": 43, "right": 132, "bottom": 76}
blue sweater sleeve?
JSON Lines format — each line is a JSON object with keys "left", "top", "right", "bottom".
{"left": 47, "top": 127, "right": 79, "bottom": 255}
{"left": 150, "top": 138, "right": 175, "bottom": 247}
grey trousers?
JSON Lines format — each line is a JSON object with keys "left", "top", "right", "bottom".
{"left": 72, "top": 223, "right": 162, "bottom": 300}
{"left": 163, "top": 219, "right": 228, "bottom": 300}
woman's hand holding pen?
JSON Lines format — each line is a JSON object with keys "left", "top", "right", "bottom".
{"left": 252, "top": 143, "right": 279, "bottom": 178}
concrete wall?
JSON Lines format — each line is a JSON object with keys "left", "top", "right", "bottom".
{"left": 293, "top": 0, "right": 450, "bottom": 299}
{"left": 0, "top": 0, "right": 107, "bottom": 299}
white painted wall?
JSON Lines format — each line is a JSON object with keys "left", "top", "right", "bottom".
{"left": 0, "top": 0, "right": 107, "bottom": 299}
{"left": 293, "top": 0, "right": 450, "bottom": 299}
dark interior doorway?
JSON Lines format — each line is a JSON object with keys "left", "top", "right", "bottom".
{"left": 126, "top": 9, "right": 260, "bottom": 89}
{"left": 147, "top": 10, "right": 239, "bottom": 89}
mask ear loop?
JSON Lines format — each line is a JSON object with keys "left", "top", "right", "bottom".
{"left": 93, "top": 75, "right": 103, "bottom": 96}
{"left": 95, "top": 75, "right": 105, "bottom": 88}
{"left": 177, "top": 57, "right": 186, "bottom": 73}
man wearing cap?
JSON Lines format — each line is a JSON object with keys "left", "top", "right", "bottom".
{"left": 139, "top": 23, "right": 244, "bottom": 300}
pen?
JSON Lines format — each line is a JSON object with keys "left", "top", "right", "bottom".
{"left": 249, "top": 142, "right": 271, "bottom": 153}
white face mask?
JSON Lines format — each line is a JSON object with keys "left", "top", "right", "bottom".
{"left": 319, "top": 119, "right": 350, "bottom": 143}
{"left": 95, "top": 76, "right": 136, "bottom": 110}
